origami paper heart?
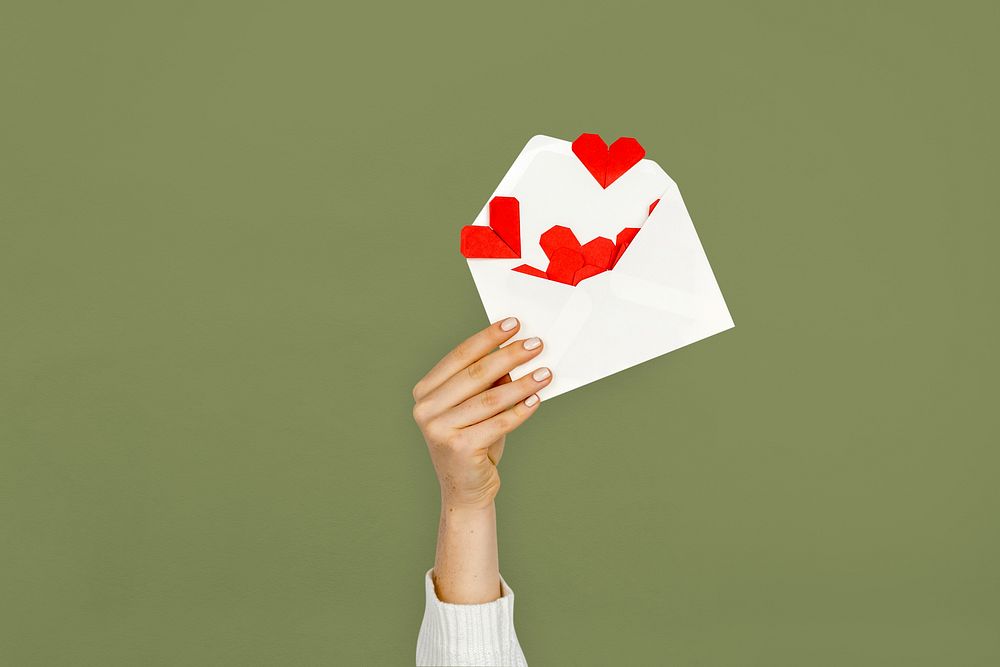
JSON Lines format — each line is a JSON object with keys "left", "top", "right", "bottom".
{"left": 609, "top": 227, "right": 639, "bottom": 270}
{"left": 463, "top": 189, "right": 655, "bottom": 287}
{"left": 607, "top": 199, "right": 658, "bottom": 268}
{"left": 539, "top": 225, "right": 581, "bottom": 258}
{"left": 581, "top": 236, "right": 615, "bottom": 268}
{"left": 571, "top": 133, "right": 646, "bottom": 188}
{"left": 514, "top": 224, "right": 641, "bottom": 286}
{"left": 547, "top": 246, "right": 585, "bottom": 284}
{"left": 460, "top": 196, "right": 521, "bottom": 258}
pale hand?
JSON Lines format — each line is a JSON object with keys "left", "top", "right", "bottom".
{"left": 412, "top": 317, "right": 551, "bottom": 510}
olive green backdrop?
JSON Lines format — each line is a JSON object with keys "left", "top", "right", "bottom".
{"left": 2, "top": 2, "right": 997, "bottom": 665}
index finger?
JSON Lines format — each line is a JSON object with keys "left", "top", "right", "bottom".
{"left": 412, "top": 317, "right": 520, "bottom": 401}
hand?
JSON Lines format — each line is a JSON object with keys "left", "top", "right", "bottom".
{"left": 412, "top": 317, "right": 552, "bottom": 511}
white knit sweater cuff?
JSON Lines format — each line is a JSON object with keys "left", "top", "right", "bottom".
{"left": 416, "top": 568, "right": 527, "bottom": 666}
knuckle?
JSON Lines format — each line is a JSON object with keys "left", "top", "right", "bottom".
{"left": 480, "top": 390, "right": 499, "bottom": 410}
{"left": 411, "top": 401, "right": 431, "bottom": 424}
{"left": 452, "top": 340, "right": 474, "bottom": 365}
{"left": 424, "top": 418, "right": 448, "bottom": 441}
{"left": 517, "top": 373, "right": 537, "bottom": 390}
{"left": 443, "top": 431, "right": 465, "bottom": 450}
{"left": 504, "top": 344, "right": 530, "bottom": 365}
{"left": 466, "top": 361, "right": 487, "bottom": 381}
{"left": 494, "top": 413, "right": 515, "bottom": 434}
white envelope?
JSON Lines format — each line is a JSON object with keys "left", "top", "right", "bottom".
{"left": 465, "top": 134, "right": 734, "bottom": 399}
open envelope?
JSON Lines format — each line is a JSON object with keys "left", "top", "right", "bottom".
{"left": 462, "top": 134, "right": 734, "bottom": 399}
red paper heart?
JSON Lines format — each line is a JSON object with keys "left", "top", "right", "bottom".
{"left": 573, "top": 264, "right": 606, "bottom": 286}
{"left": 460, "top": 196, "right": 521, "bottom": 258}
{"left": 539, "top": 225, "right": 581, "bottom": 259}
{"left": 546, "top": 247, "right": 585, "bottom": 284}
{"left": 581, "top": 236, "right": 615, "bottom": 269}
{"left": 466, "top": 193, "right": 657, "bottom": 284}
{"left": 609, "top": 227, "right": 640, "bottom": 270}
{"left": 515, "top": 223, "right": 645, "bottom": 287}
{"left": 571, "top": 133, "right": 646, "bottom": 188}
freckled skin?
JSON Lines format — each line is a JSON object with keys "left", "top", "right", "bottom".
{"left": 411, "top": 319, "right": 551, "bottom": 604}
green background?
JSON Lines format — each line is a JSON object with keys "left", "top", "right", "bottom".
{"left": 2, "top": 2, "right": 997, "bottom": 665}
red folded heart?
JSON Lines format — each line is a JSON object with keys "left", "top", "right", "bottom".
{"left": 539, "top": 225, "right": 581, "bottom": 259}
{"left": 573, "top": 264, "right": 606, "bottom": 285}
{"left": 460, "top": 196, "right": 521, "bottom": 258}
{"left": 462, "top": 182, "right": 660, "bottom": 285}
{"left": 607, "top": 199, "right": 660, "bottom": 269}
{"left": 581, "top": 236, "right": 615, "bottom": 269}
{"left": 571, "top": 133, "right": 646, "bottom": 188}
{"left": 609, "top": 227, "right": 640, "bottom": 270}
{"left": 547, "top": 247, "right": 585, "bottom": 284}
{"left": 514, "top": 222, "right": 644, "bottom": 286}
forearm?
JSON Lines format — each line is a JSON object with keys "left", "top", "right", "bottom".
{"left": 432, "top": 500, "right": 501, "bottom": 604}
{"left": 414, "top": 320, "right": 539, "bottom": 663}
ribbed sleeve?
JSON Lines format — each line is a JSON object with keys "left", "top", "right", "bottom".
{"left": 416, "top": 568, "right": 528, "bottom": 666}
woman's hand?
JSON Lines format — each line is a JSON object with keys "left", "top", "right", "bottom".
{"left": 412, "top": 317, "right": 552, "bottom": 511}
{"left": 413, "top": 317, "right": 551, "bottom": 603}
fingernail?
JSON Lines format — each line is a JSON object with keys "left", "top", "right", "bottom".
{"left": 500, "top": 317, "right": 518, "bottom": 332}
{"left": 523, "top": 337, "right": 542, "bottom": 350}
{"left": 532, "top": 368, "right": 551, "bottom": 381}
{"left": 525, "top": 394, "right": 540, "bottom": 407}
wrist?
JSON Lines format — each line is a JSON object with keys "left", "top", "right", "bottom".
{"left": 440, "top": 496, "right": 496, "bottom": 519}
{"left": 440, "top": 488, "right": 497, "bottom": 514}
